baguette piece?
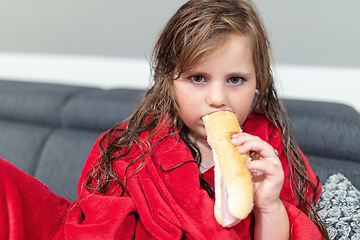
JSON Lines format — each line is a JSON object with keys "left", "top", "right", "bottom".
{"left": 202, "top": 111, "right": 253, "bottom": 227}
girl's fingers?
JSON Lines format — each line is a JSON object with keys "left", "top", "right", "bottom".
{"left": 246, "top": 158, "right": 284, "bottom": 190}
{"left": 232, "top": 133, "right": 285, "bottom": 209}
{"left": 232, "top": 132, "right": 282, "bottom": 179}
{"left": 232, "top": 133, "right": 277, "bottom": 160}
{"left": 246, "top": 158, "right": 280, "bottom": 175}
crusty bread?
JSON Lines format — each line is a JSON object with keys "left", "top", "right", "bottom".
{"left": 202, "top": 111, "right": 253, "bottom": 226}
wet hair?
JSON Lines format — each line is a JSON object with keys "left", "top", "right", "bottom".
{"left": 85, "top": 0, "right": 328, "bottom": 238}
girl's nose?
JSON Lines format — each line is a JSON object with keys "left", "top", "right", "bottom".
{"left": 206, "top": 82, "right": 227, "bottom": 108}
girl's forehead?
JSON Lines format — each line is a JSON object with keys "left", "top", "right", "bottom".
{"left": 185, "top": 34, "right": 252, "bottom": 67}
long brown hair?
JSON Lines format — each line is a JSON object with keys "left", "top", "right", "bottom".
{"left": 86, "top": 0, "right": 328, "bottom": 238}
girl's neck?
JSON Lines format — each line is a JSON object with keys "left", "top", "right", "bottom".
{"left": 189, "top": 132, "right": 215, "bottom": 174}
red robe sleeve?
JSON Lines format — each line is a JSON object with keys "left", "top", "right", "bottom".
{"left": 0, "top": 158, "right": 70, "bottom": 240}
{"left": 280, "top": 149, "right": 323, "bottom": 239}
{"left": 243, "top": 113, "right": 323, "bottom": 239}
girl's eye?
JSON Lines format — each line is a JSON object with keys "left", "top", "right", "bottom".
{"left": 228, "top": 77, "right": 244, "bottom": 85}
{"left": 190, "top": 75, "right": 205, "bottom": 83}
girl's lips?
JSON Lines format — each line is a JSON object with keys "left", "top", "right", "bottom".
{"left": 201, "top": 109, "right": 233, "bottom": 119}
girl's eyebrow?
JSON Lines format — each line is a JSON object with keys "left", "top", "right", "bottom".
{"left": 179, "top": 69, "right": 209, "bottom": 78}
{"left": 184, "top": 70, "right": 208, "bottom": 76}
{"left": 185, "top": 70, "right": 253, "bottom": 79}
{"left": 226, "top": 71, "right": 253, "bottom": 79}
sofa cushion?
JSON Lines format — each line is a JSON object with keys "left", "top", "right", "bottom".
{"left": 0, "top": 120, "right": 52, "bottom": 175}
{"left": 307, "top": 155, "right": 360, "bottom": 190}
{"left": 61, "top": 88, "right": 144, "bottom": 131}
{"left": 0, "top": 80, "right": 95, "bottom": 126}
{"left": 283, "top": 99, "right": 360, "bottom": 163}
{"left": 34, "top": 129, "right": 101, "bottom": 200}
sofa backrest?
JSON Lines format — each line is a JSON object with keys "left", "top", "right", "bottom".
{"left": 0, "top": 79, "right": 144, "bottom": 199}
{"left": 283, "top": 99, "right": 360, "bottom": 188}
{"left": 1, "top": 79, "right": 359, "bottom": 199}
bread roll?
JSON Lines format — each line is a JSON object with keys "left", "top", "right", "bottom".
{"left": 202, "top": 111, "right": 253, "bottom": 227}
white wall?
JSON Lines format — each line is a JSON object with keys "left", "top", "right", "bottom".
{"left": 0, "top": 0, "right": 359, "bottom": 111}
{"left": 1, "top": 53, "right": 359, "bottom": 111}
{"left": 274, "top": 65, "right": 360, "bottom": 111}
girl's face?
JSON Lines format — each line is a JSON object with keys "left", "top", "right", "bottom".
{"left": 173, "top": 34, "right": 257, "bottom": 141}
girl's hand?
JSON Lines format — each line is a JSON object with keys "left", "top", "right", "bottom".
{"left": 231, "top": 133, "right": 289, "bottom": 239}
{"left": 231, "top": 133, "right": 284, "bottom": 212}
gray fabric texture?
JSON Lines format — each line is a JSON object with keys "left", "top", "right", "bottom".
{"left": 61, "top": 88, "right": 144, "bottom": 131}
{"left": 0, "top": 120, "right": 52, "bottom": 175}
{"left": 283, "top": 99, "right": 360, "bottom": 163}
{"left": 0, "top": 80, "right": 95, "bottom": 126}
{"left": 34, "top": 129, "right": 101, "bottom": 199}
{"left": 308, "top": 155, "right": 360, "bottom": 190}
{"left": 317, "top": 173, "right": 360, "bottom": 240}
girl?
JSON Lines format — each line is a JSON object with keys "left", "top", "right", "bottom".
{"left": 0, "top": 0, "right": 328, "bottom": 239}
{"left": 58, "top": 0, "right": 327, "bottom": 239}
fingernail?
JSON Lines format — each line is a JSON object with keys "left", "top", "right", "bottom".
{"left": 251, "top": 170, "right": 263, "bottom": 176}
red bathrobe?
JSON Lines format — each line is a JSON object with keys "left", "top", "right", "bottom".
{"left": 0, "top": 113, "right": 323, "bottom": 239}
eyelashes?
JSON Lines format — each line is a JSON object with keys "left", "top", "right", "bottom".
{"left": 190, "top": 75, "right": 205, "bottom": 83}
{"left": 228, "top": 77, "right": 245, "bottom": 85}
{"left": 189, "top": 75, "right": 246, "bottom": 85}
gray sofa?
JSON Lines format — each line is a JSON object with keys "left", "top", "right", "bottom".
{"left": 0, "top": 79, "right": 359, "bottom": 201}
